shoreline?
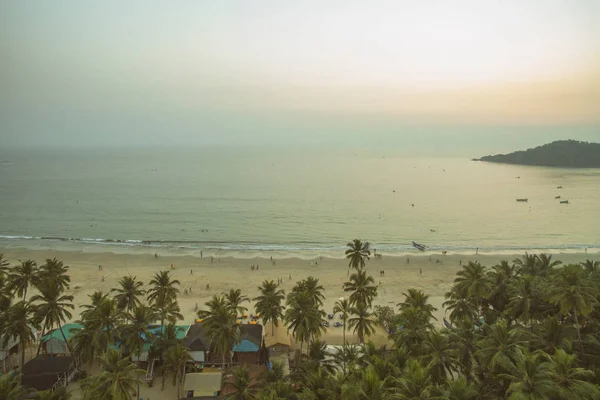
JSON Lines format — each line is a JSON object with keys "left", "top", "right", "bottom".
{"left": 1, "top": 238, "right": 598, "bottom": 260}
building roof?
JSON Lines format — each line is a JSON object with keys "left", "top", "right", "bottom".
{"left": 144, "top": 325, "right": 190, "bottom": 342}
{"left": 239, "top": 324, "right": 263, "bottom": 347}
{"left": 232, "top": 339, "right": 260, "bottom": 353}
{"left": 184, "top": 324, "right": 209, "bottom": 351}
{"left": 184, "top": 323, "right": 262, "bottom": 352}
{"left": 21, "top": 356, "right": 74, "bottom": 391}
{"left": 40, "top": 323, "right": 83, "bottom": 343}
{"left": 183, "top": 372, "right": 222, "bottom": 396}
{"left": 263, "top": 322, "right": 290, "bottom": 348}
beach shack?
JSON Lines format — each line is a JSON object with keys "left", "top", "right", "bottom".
{"left": 0, "top": 334, "right": 20, "bottom": 372}
{"left": 182, "top": 372, "right": 221, "bottom": 398}
{"left": 21, "top": 355, "right": 76, "bottom": 391}
{"left": 264, "top": 322, "right": 291, "bottom": 357}
{"left": 40, "top": 323, "right": 83, "bottom": 354}
{"left": 183, "top": 324, "right": 209, "bottom": 363}
{"left": 232, "top": 324, "right": 263, "bottom": 365}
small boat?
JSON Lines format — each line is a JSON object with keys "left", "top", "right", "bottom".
{"left": 557, "top": 186, "right": 563, "bottom": 189}
{"left": 327, "top": 313, "right": 334, "bottom": 319}
{"left": 560, "top": 200, "right": 569, "bottom": 204}
{"left": 516, "top": 198, "right": 528, "bottom": 202}
{"left": 555, "top": 196, "right": 561, "bottom": 199}
{"left": 412, "top": 241, "right": 427, "bottom": 251}
{"left": 443, "top": 318, "right": 454, "bottom": 330}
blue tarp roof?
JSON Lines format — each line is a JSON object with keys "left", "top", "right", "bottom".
{"left": 233, "top": 339, "right": 260, "bottom": 353}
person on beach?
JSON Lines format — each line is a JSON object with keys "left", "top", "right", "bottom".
{"left": 420, "top": 268, "right": 422, "bottom": 275}
{"left": 98, "top": 265, "right": 101, "bottom": 270}
{"left": 201, "top": 251, "right": 203, "bottom": 258}
{"left": 476, "top": 247, "right": 479, "bottom": 255}
{"left": 154, "top": 253, "right": 158, "bottom": 258}
{"left": 406, "top": 257, "right": 410, "bottom": 264}
{"left": 206, "top": 284, "right": 210, "bottom": 290}
{"left": 190, "top": 269, "right": 193, "bottom": 275}
{"left": 460, "top": 260, "right": 462, "bottom": 266}
{"left": 289, "top": 274, "right": 291, "bottom": 280}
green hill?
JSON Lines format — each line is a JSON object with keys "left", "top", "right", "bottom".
{"left": 475, "top": 140, "right": 600, "bottom": 168}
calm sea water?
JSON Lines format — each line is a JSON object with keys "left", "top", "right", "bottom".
{"left": 0, "top": 147, "right": 599, "bottom": 257}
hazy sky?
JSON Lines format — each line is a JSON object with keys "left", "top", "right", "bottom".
{"left": 1, "top": 1, "right": 600, "bottom": 148}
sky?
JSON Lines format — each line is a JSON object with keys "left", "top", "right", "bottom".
{"left": 1, "top": 0, "right": 600, "bottom": 149}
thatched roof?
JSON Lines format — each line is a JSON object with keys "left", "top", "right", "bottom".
{"left": 263, "top": 321, "right": 290, "bottom": 348}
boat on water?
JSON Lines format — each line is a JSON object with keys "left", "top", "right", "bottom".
{"left": 555, "top": 195, "right": 561, "bottom": 199}
{"left": 560, "top": 200, "right": 569, "bottom": 204}
{"left": 557, "top": 186, "right": 563, "bottom": 189}
{"left": 412, "top": 241, "right": 427, "bottom": 251}
{"left": 516, "top": 198, "right": 528, "bottom": 202}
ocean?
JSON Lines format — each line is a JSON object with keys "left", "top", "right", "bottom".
{"left": 1, "top": 147, "right": 599, "bottom": 258}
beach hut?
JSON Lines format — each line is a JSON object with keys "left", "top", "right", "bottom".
{"left": 21, "top": 355, "right": 76, "bottom": 391}
{"left": 0, "top": 334, "right": 20, "bottom": 372}
{"left": 40, "top": 323, "right": 83, "bottom": 354}
{"left": 182, "top": 372, "right": 222, "bottom": 398}
{"left": 232, "top": 324, "right": 263, "bottom": 365}
{"left": 263, "top": 322, "right": 291, "bottom": 357}
{"left": 184, "top": 324, "right": 209, "bottom": 363}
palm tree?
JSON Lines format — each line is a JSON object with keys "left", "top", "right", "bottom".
{"left": 506, "top": 274, "right": 544, "bottom": 328}
{"left": 2, "top": 301, "right": 36, "bottom": 366}
{"left": 225, "top": 288, "right": 250, "bottom": 317}
{"left": 151, "top": 323, "right": 180, "bottom": 364}
{"left": 475, "top": 320, "right": 528, "bottom": 376}
{"left": 70, "top": 320, "right": 102, "bottom": 368}
{"left": 513, "top": 252, "right": 539, "bottom": 276}
{"left": 111, "top": 275, "right": 145, "bottom": 312}
{"left": 398, "top": 289, "right": 437, "bottom": 321}
{"left": 81, "top": 296, "right": 122, "bottom": 349}
{"left": 536, "top": 253, "right": 561, "bottom": 276}
{"left": 37, "top": 386, "right": 71, "bottom": 400}
{"left": 285, "top": 290, "right": 325, "bottom": 363}
{"left": 202, "top": 295, "right": 240, "bottom": 368}
{"left": 345, "top": 239, "right": 371, "bottom": 271}
{"left": 223, "top": 364, "right": 258, "bottom": 400}
{"left": 0, "top": 372, "right": 36, "bottom": 400}
{"left": 546, "top": 264, "right": 598, "bottom": 349}
{"left": 293, "top": 277, "right": 325, "bottom": 308}
{"left": 154, "top": 298, "right": 183, "bottom": 332}
{"left": 333, "top": 297, "right": 351, "bottom": 373}
{"left": 253, "top": 280, "right": 285, "bottom": 336}
{"left": 448, "top": 319, "right": 479, "bottom": 382}
{"left": 84, "top": 348, "right": 144, "bottom": 400}
{"left": 8, "top": 260, "right": 39, "bottom": 301}
{"left": 30, "top": 282, "right": 75, "bottom": 356}
{"left": 121, "top": 305, "right": 156, "bottom": 361}
{"left": 444, "top": 376, "right": 478, "bottom": 400}
{"left": 443, "top": 287, "right": 477, "bottom": 323}
{"left": 498, "top": 349, "right": 557, "bottom": 400}
{"left": 0, "top": 254, "right": 10, "bottom": 276}
{"left": 348, "top": 302, "right": 376, "bottom": 344}
{"left": 347, "top": 365, "right": 389, "bottom": 400}
{"left": 163, "top": 343, "right": 191, "bottom": 397}
{"left": 487, "top": 260, "right": 518, "bottom": 313}
{"left": 37, "top": 258, "right": 70, "bottom": 292}
{"left": 549, "top": 349, "right": 599, "bottom": 400}
{"left": 344, "top": 269, "right": 377, "bottom": 308}
{"left": 421, "top": 329, "right": 457, "bottom": 385}
{"left": 453, "top": 261, "right": 489, "bottom": 316}
{"left": 393, "top": 360, "right": 437, "bottom": 400}
{"left": 532, "top": 317, "right": 576, "bottom": 355}
{"left": 147, "top": 270, "right": 180, "bottom": 330}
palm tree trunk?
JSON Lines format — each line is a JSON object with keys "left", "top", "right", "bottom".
{"left": 298, "top": 341, "right": 303, "bottom": 367}
{"left": 21, "top": 341, "right": 26, "bottom": 366}
{"left": 573, "top": 309, "right": 583, "bottom": 352}
{"left": 36, "top": 326, "right": 46, "bottom": 356}
{"left": 23, "top": 287, "right": 27, "bottom": 302}
{"left": 57, "top": 320, "right": 73, "bottom": 355}
{"left": 342, "top": 319, "right": 346, "bottom": 375}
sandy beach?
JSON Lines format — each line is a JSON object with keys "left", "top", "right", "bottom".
{"left": 1, "top": 247, "right": 595, "bottom": 340}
